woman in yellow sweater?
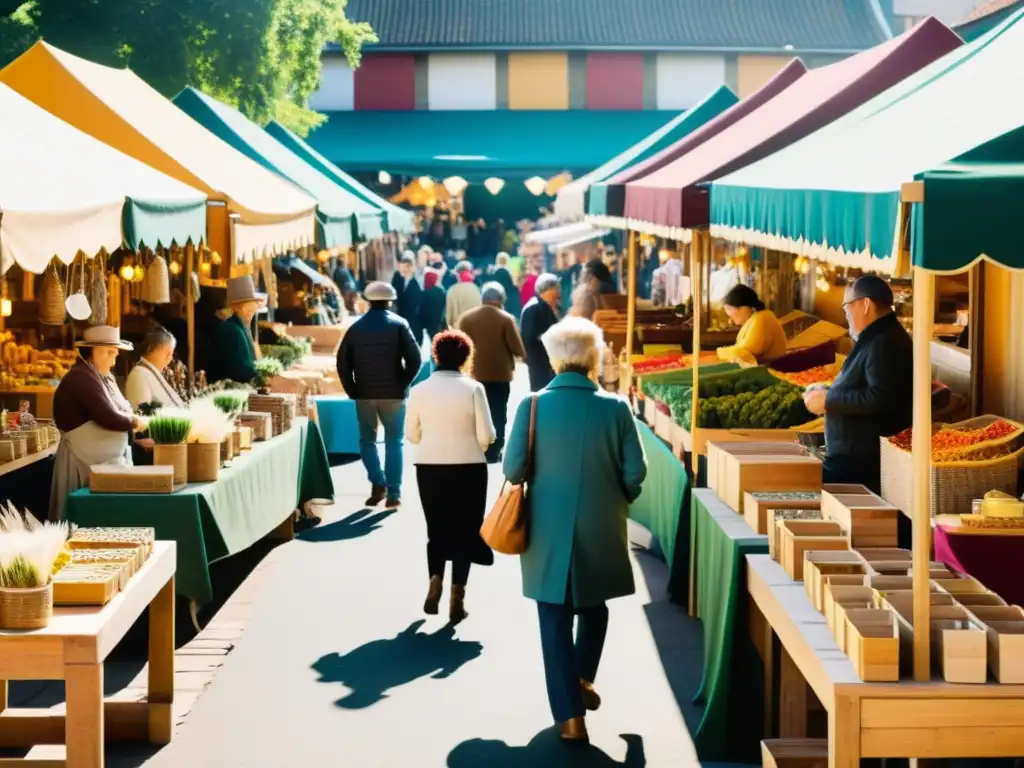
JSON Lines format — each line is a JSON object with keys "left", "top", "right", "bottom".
{"left": 717, "top": 284, "right": 787, "bottom": 365}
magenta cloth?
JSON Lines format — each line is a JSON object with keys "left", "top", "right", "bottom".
{"left": 624, "top": 18, "right": 961, "bottom": 230}
{"left": 520, "top": 273, "right": 538, "bottom": 306}
{"left": 934, "top": 525, "right": 1024, "bottom": 607}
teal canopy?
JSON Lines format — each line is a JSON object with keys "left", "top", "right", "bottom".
{"left": 710, "top": 10, "right": 1024, "bottom": 274}
{"left": 265, "top": 120, "right": 416, "bottom": 235}
{"left": 305, "top": 109, "right": 683, "bottom": 180}
{"left": 584, "top": 87, "right": 739, "bottom": 219}
{"left": 173, "top": 87, "right": 384, "bottom": 248}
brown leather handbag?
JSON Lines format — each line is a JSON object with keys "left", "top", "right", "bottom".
{"left": 480, "top": 395, "right": 536, "bottom": 555}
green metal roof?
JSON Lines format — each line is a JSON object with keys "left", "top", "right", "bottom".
{"left": 710, "top": 9, "right": 1024, "bottom": 274}
{"left": 341, "top": 0, "right": 889, "bottom": 53}
{"left": 173, "top": 87, "right": 384, "bottom": 248}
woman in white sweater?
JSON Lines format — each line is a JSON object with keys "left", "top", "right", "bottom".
{"left": 405, "top": 329, "right": 495, "bottom": 623}
{"left": 124, "top": 326, "right": 185, "bottom": 410}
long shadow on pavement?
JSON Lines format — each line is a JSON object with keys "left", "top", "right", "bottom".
{"left": 312, "top": 619, "right": 483, "bottom": 708}
{"left": 448, "top": 730, "right": 646, "bottom": 767}
{"left": 298, "top": 508, "right": 396, "bottom": 542}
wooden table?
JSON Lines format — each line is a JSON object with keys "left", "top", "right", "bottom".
{"left": 0, "top": 443, "right": 57, "bottom": 479}
{"left": 748, "top": 553, "right": 1024, "bottom": 767}
{"left": 0, "top": 541, "right": 177, "bottom": 767}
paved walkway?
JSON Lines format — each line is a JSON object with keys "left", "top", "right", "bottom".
{"left": 140, "top": 373, "right": 710, "bottom": 767}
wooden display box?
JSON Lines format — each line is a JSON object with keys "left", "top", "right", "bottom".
{"left": 820, "top": 487, "right": 899, "bottom": 548}
{"left": 743, "top": 491, "right": 821, "bottom": 535}
{"left": 236, "top": 425, "right": 253, "bottom": 451}
{"left": 761, "top": 738, "right": 828, "bottom": 768}
{"left": 52, "top": 563, "right": 126, "bottom": 605}
{"left": 984, "top": 621, "right": 1024, "bottom": 683}
{"left": 238, "top": 411, "right": 273, "bottom": 441}
{"left": 777, "top": 520, "right": 847, "bottom": 580}
{"left": 89, "top": 465, "right": 175, "bottom": 494}
{"left": 844, "top": 608, "right": 900, "bottom": 682}
{"left": 707, "top": 441, "right": 808, "bottom": 493}
{"left": 68, "top": 527, "right": 156, "bottom": 560}
{"left": 825, "top": 584, "right": 873, "bottom": 633}
{"left": 956, "top": 591, "right": 1007, "bottom": 608}
{"left": 855, "top": 547, "right": 911, "bottom": 562}
{"left": 803, "top": 551, "right": 866, "bottom": 612}
{"left": 768, "top": 509, "right": 823, "bottom": 559}
{"left": 719, "top": 454, "right": 822, "bottom": 514}
{"left": 931, "top": 613, "right": 988, "bottom": 684}
{"left": 935, "top": 577, "right": 988, "bottom": 595}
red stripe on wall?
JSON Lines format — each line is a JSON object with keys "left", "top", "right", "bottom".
{"left": 586, "top": 53, "right": 645, "bottom": 110}
{"left": 354, "top": 54, "right": 416, "bottom": 110}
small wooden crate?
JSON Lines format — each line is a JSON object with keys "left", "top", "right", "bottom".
{"left": 824, "top": 584, "right": 873, "bottom": 633}
{"left": 866, "top": 560, "right": 912, "bottom": 576}
{"left": 868, "top": 575, "right": 915, "bottom": 592}
{"left": 238, "top": 412, "right": 272, "bottom": 441}
{"left": 52, "top": 564, "right": 126, "bottom": 605}
{"left": 930, "top": 613, "right": 988, "bottom": 684}
{"left": 743, "top": 491, "right": 821, "bottom": 535}
{"left": 236, "top": 425, "right": 253, "bottom": 451}
{"left": 10, "top": 428, "right": 45, "bottom": 453}
{"left": 934, "top": 577, "right": 988, "bottom": 595}
{"left": 877, "top": 590, "right": 956, "bottom": 615}
{"left": 778, "top": 520, "right": 847, "bottom": 580}
{"left": 803, "top": 551, "right": 866, "bottom": 612}
{"left": 844, "top": 608, "right": 900, "bottom": 682}
{"left": 955, "top": 591, "right": 1007, "bottom": 608}
{"left": 768, "top": 509, "right": 824, "bottom": 560}
{"left": 833, "top": 599, "right": 877, "bottom": 651}
{"left": 0, "top": 440, "right": 14, "bottom": 463}
{"left": 855, "top": 547, "right": 911, "bottom": 562}
{"left": 68, "top": 527, "right": 156, "bottom": 560}
{"left": 761, "top": 738, "right": 828, "bottom": 768}
{"left": 821, "top": 488, "right": 899, "bottom": 548}
{"left": 719, "top": 453, "right": 822, "bottom": 513}
{"left": 89, "top": 465, "right": 175, "bottom": 494}
{"left": 708, "top": 441, "right": 808, "bottom": 493}
{"left": 983, "top": 621, "right": 1024, "bottom": 683}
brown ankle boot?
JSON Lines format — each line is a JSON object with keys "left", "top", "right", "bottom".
{"left": 424, "top": 575, "right": 443, "bottom": 615}
{"left": 580, "top": 679, "right": 601, "bottom": 711}
{"left": 449, "top": 584, "right": 468, "bottom": 623}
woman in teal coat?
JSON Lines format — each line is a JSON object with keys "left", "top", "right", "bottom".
{"left": 503, "top": 316, "right": 647, "bottom": 743}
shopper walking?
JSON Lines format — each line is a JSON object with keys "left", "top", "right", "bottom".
{"left": 392, "top": 252, "right": 424, "bottom": 344}
{"left": 503, "top": 317, "right": 647, "bottom": 743}
{"left": 419, "top": 269, "right": 447, "bottom": 345}
{"left": 457, "top": 282, "right": 525, "bottom": 463}
{"left": 405, "top": 331, "right": 495, "bottom": 623}
{"left": 520, "top": 273, "right": 561, "bottom": 392}
{"left": 491, "top": 252, "right": 521, "bottom": 319}
{"left": 445, "top": 261, "right": 482, "bottom": 328}
{"left": 336, "top": 281, "right": 422, "bottom": 508}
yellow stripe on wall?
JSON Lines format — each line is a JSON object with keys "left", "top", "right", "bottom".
{"left": 508, "top": 53, "right": 569, "bottom": 109}
{"left": 737, "top": 55, "right": 794, "bottom": 98}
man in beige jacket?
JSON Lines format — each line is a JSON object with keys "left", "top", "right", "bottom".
{"left": 457, "top": 282, "right": 526, "bottom": 463}
{"left": 445, "top": 261, "right": 482, "bottom": 328}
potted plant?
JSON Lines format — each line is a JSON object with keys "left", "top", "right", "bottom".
{"left": 184, "top": 397, "right": 234, "bottom": 482}
{"left": 212, "top": 391, "right": 250, "bottom": 461}
{"left": 0, "top": 507, "right": 68, "bottom": 630}
{"left": 148, "top": 409, "right": 193, "bottom": 486}
{"left": 253, "top": 358, "right": 283, "bottom": 394}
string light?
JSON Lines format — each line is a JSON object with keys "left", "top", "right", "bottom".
{"left": 524, "top": 177, "right": 547, "bottom": 196}
{"left": 378, "top": 171, "right": 392, "bottom": 185}
{"left": 169, "top": 260, "right": 181, "bottom": 276}
{"left": 443, "top": 176, "right": 468, "bottom": 196}
{"left": 484, "top": 177, "right": 505, "bottom": 195}
{"left": 118, "top": 264, "right": 135, "bottom": 281}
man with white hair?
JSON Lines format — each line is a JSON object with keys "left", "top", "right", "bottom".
{"left": 520, "top": 273, "right": 561, "bottom": 391}
{"left": 457, "top": 281, "right": 525, "bottom": 463}
{"left": 445, "top": 260, "right": 482, "bottom": 328}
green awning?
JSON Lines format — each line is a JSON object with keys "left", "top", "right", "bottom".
{"left": 265, "top": 121, "right": 416, "bottom": 235}
{"left": 710, "top": 9, "right": 1024, "bottom": 274}
{"left": 123, "top": 197, "right": 208, "bottom": 253}
{"left": 306, "top": 109, "right": 684, "bottom": 181}
{"left": 173, "top": 87, "right": 384, "bottom": 248}
{"left": 585, "top": 87, "right": 739, "bottom": 219}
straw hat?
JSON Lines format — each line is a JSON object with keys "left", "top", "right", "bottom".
{"left": 226, "top": 275, "right": 267, "bottom": 306}
{"left": 74, "top": 325, "right": 134, "bottom": 351}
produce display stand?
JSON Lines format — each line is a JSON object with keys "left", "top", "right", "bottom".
{"left": 64, "top": 418, "right": 333, "bottom": 607}
{"left": 0, "top": 541, "right": 177, "bottom": 768}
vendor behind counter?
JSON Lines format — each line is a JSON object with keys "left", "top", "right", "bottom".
{"left": 205, "top": 275, "right": 267, "bottom": 385}
{"left": 716, "top": 284, "right": 787, "bottom": 366}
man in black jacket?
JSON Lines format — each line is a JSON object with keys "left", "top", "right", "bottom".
{"left": 803, "top": 275, "right": 912, "bottom": 494}
{"left": 520, "top": 273, "right": 562, "bottom": 391}
{"left": 391, "top": 252, "right": 423, "bottom": 345}
{"left": 337, "top": 282, "right": 423, "bottom": 508}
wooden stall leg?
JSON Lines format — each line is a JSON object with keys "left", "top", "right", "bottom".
{"left": 148, "top": 576, "right": 175, "bottom": 744}
{"left": 65, "top": 664, "right": 104, "bottom": 768}
{"left": 763, "top": 624, "right": 775, "bottom": 738}
{"left": 779, "top": 645, "right": 809, "bottom": 737}
{"left": 0, "top": 679, "right": 7, "bottom": 713}
{"left": 828, "top": 692, "right": 860, "bottom": 768}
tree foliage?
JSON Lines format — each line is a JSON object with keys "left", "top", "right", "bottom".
{"left": 0, "top": 0, "right": 375, "bottom": 136}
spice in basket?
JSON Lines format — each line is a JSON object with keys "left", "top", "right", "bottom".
{"left": 888, "top": 419, "right": 1019, "bottom": 458}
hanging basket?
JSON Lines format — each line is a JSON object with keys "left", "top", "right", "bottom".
{"left": 88, "top": 259, "right": 108, "bottom": 326}
{"left": 0, "top": 583, "right": 54, "bottom": 630}
{"left": 187, "top": 442, "right": 220, "bottom": 482}
{"left": 153, "top": 443, "right": 187, "bottom": 486}
{"left": 142, "top": 254, "right": 170, "bottom": 304}
{"left": 39, "top": 263, "right": 66, "bottom": 326}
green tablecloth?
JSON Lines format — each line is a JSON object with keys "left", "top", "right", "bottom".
{"left": 628, "top": 420, "right": 691, "bottom": 602}
{"left": 65, "top": 419, "right": 334, "bottom": 605}
{"left": 691, "top": 488, "right": 768, "bottom": 763}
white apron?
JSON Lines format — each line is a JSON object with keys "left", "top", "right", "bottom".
{"left": 49, "top": 369, "right": 134, "bottom": 521}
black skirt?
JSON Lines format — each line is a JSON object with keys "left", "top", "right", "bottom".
{"left": 416, "top": 463, "right": 494, "bottom": 566}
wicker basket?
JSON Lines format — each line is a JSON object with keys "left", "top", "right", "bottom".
{"left": 0, "top": 583, "right": 54, "bottom": 629}
{"left": 187, "top": 442, "right": 220, "bottom": 482}
{"left": 153, "top": 443, "right": 187, "bottom": 486}
{"left": 39, "top": 263, "right": 66, "bottom": 326}
{"left": 220, "top": 435, "right": 235, "bottom": 464}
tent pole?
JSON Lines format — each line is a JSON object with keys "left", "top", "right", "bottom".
{"left": 625, "top": 231, "right": 638, "bottom": 385}
{"left": 690, "top": 230, "right": 703, "bottom": 476}
{"left": 911, "top": 264, "right": 934, "bottom": 681}
{"left": 185, "top": 242, "right": 195, "bottom": 382}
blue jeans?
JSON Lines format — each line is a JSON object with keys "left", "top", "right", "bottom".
{"left": 355, "top": 400, "right": 406, "bottom": 498}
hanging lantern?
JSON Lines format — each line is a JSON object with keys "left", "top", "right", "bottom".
{"left": 200, "top": 262, "right": 212, "bottom": 276}
{"left": 484, "top": 177, "right": 505, "bottom": 195}
{"left": 132, "top": 265, "right": 145, "bottom": 283}
{"left": 169, "top": 260, "right": 182, "bottom": 276}
{"left": 118, "top": 264, "right": 135, "bottom": 281}
{"left": 524, "top": 176, "right": 547, "bottom": 196}
{"left": 443, "top": 176, "right": 468, "bottom": 196}
{"left": 418, "top": 176, "right": 434, "bottom": 190}
{"left": 210, "top": 251, "right": 222, "bottom": 266}
{"left": 0, "top": 299, "right": 10, "bottom": 318}
{"left": 378, "top": 170, "right": 392, "bottom": 185}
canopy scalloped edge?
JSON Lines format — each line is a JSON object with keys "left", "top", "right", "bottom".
{"left": 585, "top": 215, "right": 695, "bottom": 245}
{"left": 708, "top": 224, "right": 897, "bottom": 274}
{"left": 232, "top": 215, "right": 316, "bottom": 264}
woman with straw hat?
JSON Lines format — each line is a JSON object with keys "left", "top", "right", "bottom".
{"left": 207, "top": 275, "right": 267, "bottom": 385}
{"left": 49, "top": 325, "right": 148, "bottom": 520}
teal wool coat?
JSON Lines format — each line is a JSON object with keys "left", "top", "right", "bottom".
{"left": 504, "top": 373, "right": 648, "bottom": 607}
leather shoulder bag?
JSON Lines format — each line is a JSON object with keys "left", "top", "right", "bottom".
{"left": 480, "top": 395, "right": 536, "bottom": 555}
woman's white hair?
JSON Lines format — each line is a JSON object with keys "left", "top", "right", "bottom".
{"left": 541, "top": 317, "right": 605, "bottom": 373}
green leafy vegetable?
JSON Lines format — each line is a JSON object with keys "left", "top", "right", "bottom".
{"left": 147, "top": 415, "right": 193, "bottom": 445}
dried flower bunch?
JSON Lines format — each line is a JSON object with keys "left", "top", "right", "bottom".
{"left": 0, "top": 504, "right": 69, "bottom": 588}
{"left": 184, "top": 397, "right": 235, "bottom": 444}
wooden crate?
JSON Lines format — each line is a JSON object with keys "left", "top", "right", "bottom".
{"left": 983, "top": 621, "right": 1024, "bottom": 683}
{"left": 768, "top": 509, "right": 823, "bottom": 560}
{"left": 708, "top": 441, "right": 808, "bottom": 493}
{"left": 821, "top": 490, "right": 899, "bottom": 548}
{"left": 834, "top": 599, "right": 877, "bottom": 651}
{"left": 238, "top": 412, "right": 273, "bottom": 441}
{"left": 778, "top": 520, "right": 847, "bottom": 580}
{"left": 955, "top": 592, "right": 1007, "bottom": 608}
{"left": 931, "top": 614, "right": 988, "bottom": 684}
{"left": 803, "top": 552, "right": 866, "bottom": 612}
{"left": 868, "top": 575, "right": 915, "bottom": 592}
{"left": 52, "top": 564, "right": 125, "bottom": 605}
{"left": 844, "top": 608, "right": 900, "bottom": 682}
{"left": 855, "top": 547, "right": 911, "bottom": 562}
{"left": 825, "top": 584, "right": 873, "bottom": 633}
{"left": 761, "top": 738, "right": 828, "bottom": 768}
{"left": 877, "top": 590, "right": 956, "bottom": 614}
{"left": 236, "top": 425, "right": 254, "bottom": 451}
{"left": 743, "top": 491, "right": 821, "bottom": 535}
{"left": 89, "top": 465, "right": 174, "bottom": 494}
{"left": 934, "top": 577, "right": 988, "bottom": 595}
{"left": 719, "top": 454, "right": 822, "bottom": 513}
